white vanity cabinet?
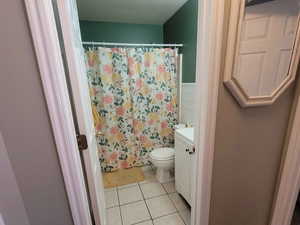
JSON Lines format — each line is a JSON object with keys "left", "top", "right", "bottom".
{"left": 175, "top": 127, "right": 194, "bottom": 205}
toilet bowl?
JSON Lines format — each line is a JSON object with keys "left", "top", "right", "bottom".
{"left": 149, "top": 147, "right": 175, "bottom": 183}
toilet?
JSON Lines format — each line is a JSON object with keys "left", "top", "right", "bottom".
{"left": 149, "top": 147, "right": 175, "bottom": 183}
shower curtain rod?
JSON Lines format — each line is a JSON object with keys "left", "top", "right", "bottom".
{"left": 82, "top": 41, "right": 183, "bottom": 47}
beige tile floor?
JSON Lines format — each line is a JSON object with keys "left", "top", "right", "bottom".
{"left": 104, "top": 166, "right": 191, "bottom": 225}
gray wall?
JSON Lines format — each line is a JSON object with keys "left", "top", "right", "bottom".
{"left": 0, "top": 132, "right": 30, "bottom": 225}
{"left": 209, "top": 2, "right": 297, "bottom": 225}
{"left": 0, "top": 1, "right": 74, "bottom": 225}
{"left": 210, "top": 83, "right": 295, "bottom": 225}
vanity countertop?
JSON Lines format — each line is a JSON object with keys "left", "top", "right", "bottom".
{"left": 175, "top": 127, "right": 194, "bottom": 144}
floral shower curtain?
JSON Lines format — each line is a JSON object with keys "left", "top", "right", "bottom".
{"left": 86, "top": 47, "right": 178, "bottom": 172}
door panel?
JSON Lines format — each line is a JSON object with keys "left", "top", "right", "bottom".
{"left": 175, "top": 135, "right": 192, "bottom": 205}
{"left": 235, "top": 0, "right": 299, "bottom": 96}
{"left": 56, "top": 1, "right": 106, "bottom": 225}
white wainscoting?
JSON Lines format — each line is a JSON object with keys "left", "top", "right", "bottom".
{"left": 180, "top": 83, "right": 197, "bottom": 125}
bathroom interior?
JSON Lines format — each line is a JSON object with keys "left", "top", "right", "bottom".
{"left": 58, "top": 0, "right": 300, "bottom": 224}
{"left": 76, "top": 0, "right": 198, "bottom": 225}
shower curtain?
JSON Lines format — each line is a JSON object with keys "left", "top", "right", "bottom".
{"left": 86, "top": 47, "right": 178, "bottom": 172}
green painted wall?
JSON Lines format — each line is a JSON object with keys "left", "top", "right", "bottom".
{"left": 79, "top": 0, "right": 198, "bottom": 83}
{"left": 79, "top": 21, "right": 164, "bottom": 43}
{"left": 164, "top": 0, "right": 198, "bottom": 83}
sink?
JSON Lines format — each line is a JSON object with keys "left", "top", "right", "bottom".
{"left": 175, "top": 127, "right": 194, "bottom": 144}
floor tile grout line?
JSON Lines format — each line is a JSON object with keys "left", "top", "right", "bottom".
{"left": 155, "top": 192, "right": 188, "bottom": 225}
{"left": 131, "top": 218, "right": 153, "bottom": 225}
{"left": 117, "top": 183, "right": 139, "bottom": 191}
{"left": 139, "top": 169, "right": 156, "bottom": 224}
{"left": 105, "top": 188, "right": 119, "bottom": 209}
{"left": 108, "top": 167, "right": 187, "bottom": 225}
{"left": 118, "top": 184, "right": 144, "bottom": 206}
{"left": 116, "top": 186, "right": 124, "bottom": 225}
{"left": 152, "top": 211, "right": 179, "bottom": 221}
{"left": 161, "top": 183, "right": 179, "bottom": 213}
{"left": 143, "top": 193, "right": 168, "bottom": 201}
{"left": 170, "top": 192, "right": 192, "bottom": 225}
{"left": 163, "top": 186, "right": 189, "bottom": 225}
{"left": 166, "top": 193, "right": 179, "bottom": 212}
{"left": 139, "top": 181, "right": 167, "bottom": 200}
{"left": 177, "top": 209, "right": 187, "bottom": 225}
{"left": 143, "top": 181, "right": 182, "bottom": 223}
{"left": 167, "top": 193, "right": 189, "bottom": 225}
{"left": 141, "top": 169, "right": 184, "bottom": 224}
{"left": 171, "top": 201, "right": 189, "bottom": 225}
{"left": 133, "top": 211, "right": 185, "bottom": 225}
{"left": 139, "top": 166, "right": 154, "bottom": 225}
{"left": 138, "top": 182, "right": 153, "bottom": 221}
{"left": 119, "top": 199, "right": 144, "bottom": 207}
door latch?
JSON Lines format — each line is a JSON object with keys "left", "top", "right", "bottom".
{"left": 77, "top": 134, "right": 88, "bottom": 151}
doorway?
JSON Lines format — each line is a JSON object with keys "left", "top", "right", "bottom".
{"left": 24, "top": 0, "right": 224, "bottom": 225}
{"left": 56, "top": 0, "right": 198, "bottom": 225}
{"left": 24, "top": 0, "right": 300, "bottom": 225}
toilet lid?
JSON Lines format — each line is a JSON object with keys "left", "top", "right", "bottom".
{"left": 150, "top": 148, "right": 175, "bottom": 160}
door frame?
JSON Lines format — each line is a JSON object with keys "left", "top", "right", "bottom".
{"left": 191, "top": 1, "right": 225, "bottom": 225}
{"left": 269, "top": 79, "right": 300, "bottom": 225}
{"left": 24, "top": 1, "right": 92, "bottom": 225}
{"left": 24, "top": 1, "right": 224, "bottom": 225}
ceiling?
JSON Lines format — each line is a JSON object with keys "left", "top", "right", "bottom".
{"left": 76, "top": 0, "right": 189, "bottom": 25}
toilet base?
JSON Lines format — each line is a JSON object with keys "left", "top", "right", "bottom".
{"left": 156, "top": 168, "right": 174, "bottom": 183}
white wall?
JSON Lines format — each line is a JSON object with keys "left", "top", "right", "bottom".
{"left": 180, "top": 83, "right": 196, "bottom": 125}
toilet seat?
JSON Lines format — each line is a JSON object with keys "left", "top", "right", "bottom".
{"left": 150, "top": 148, "right": 175, "bottom": 161}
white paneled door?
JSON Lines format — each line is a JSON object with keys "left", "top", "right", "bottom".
{"left": 234, "top": 0, "right": 300, "bottom": 97}
{"left": 56, "top": 1, "right": 106, "bottom": 225}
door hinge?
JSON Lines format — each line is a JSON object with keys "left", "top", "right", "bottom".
{"left": 77, "top": 134, "right": 88, "bottom": 151}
